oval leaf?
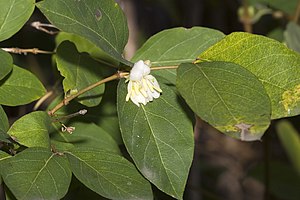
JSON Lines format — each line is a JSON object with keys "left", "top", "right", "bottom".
{"left": 0, "top": 147, "right": 72, "bottom": 200}
{"left": 177, "top": 62, "right": 271, "bottom": 141}
{"left": 133, "top": 27, "right": 224, "bottom": 66}
{"left": 117, "top": 78, "right": 194, "bottom": 199}
{"left": 37, "top": 0, "right": 131, "bottom": 66}
{"left": 0, "top": 65, "right": 46, "bottom": 106}
{"left": 0, "top": 0, "right": 35, "bottom": 42}
{"left": 200, "top": 32, "right": 300, "bottom": 119}
{"left": 56, "top": 41, "right": 107, "bottom": 107}
{"left": 8, "top": 111, "right": 51, "bottom": 148}
{"left": 0, "top": 49, "right": 13, "bottom": 80}
{"left": 132, "top": 27, "right": 224, "bottom": 84}
{"left": 66, "top": 148, "right": 153, "bottom": 200}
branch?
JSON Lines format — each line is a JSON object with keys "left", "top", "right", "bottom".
{"left": 1, "top": 47, "right": 54, "bottom": 55}
{"left": 48, "top": 72, "right": 128, "bottom": 116}
{"left": 47, "top": 65, "right": 178, "bottom": 116}
{"left": 241, "top": 0, "right": 253, "bottom": 33}
{"left": 294, "top": 0, "right": 300, "bottom": 23}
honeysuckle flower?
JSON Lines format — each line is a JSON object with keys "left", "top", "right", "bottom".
{"left": 126, "top": 60, "right": 162, "bottom": 107}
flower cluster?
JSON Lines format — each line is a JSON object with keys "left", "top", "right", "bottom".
{"left": 126, "top": 60, "right": 162, "bottom": 107}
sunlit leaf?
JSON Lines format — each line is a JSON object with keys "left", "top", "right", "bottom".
{"left": 285, "top": 22, "right": 300, "bottom": 53}
{"left": 200, "top": 32, "right": 300, "bottom": 119}
{"left": 276, "top": 120, "right": 300, "bottom": 175}
{"left": 0, "top": 0, "right": 35, "bottom": 42}
{"left": 0, "top": 49, "right": 13, "bottom": 80}
{"left": 117, "top": 77, "right": 194, "bottom": 199}
{"left": 8, "top": 111, "right": 52, "bottom": 148}
{"left": 0, "top": 65, "right": 46, "bottom": 106}
{"left": 177, "top": 61, "right": 271, "bottom": 141}
{"left": 56, "top": 41, "right": 108, "bottom": 107}
{"left": 132, "top": 27, "right": 225, "bottom": 84}
{"left": 37, "top": 0, "right": 131, "bottom": 65}
{"left": 66, "top": 148, "right": 153, "bottom": 200}
{"left": 0, "top": 148, "right": 72, "bottom": 200}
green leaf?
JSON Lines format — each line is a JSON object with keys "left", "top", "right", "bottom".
{"left": 56, "top": 32, "right": 118, "bottom": 66}
{"left": 276, "top": 120, "right": 300, "bottom": 175}
{"left": 249, "top": 0, "right": 298, "bottom": 14}
{"left": 56, "top": 41, "right": 108, "bottom": 107}
{"left": 200, "top": 32, "right": 300, "bottom": 119}
{"left": 0, "top": 105, "right": 10, "bottom": 143}
{"left": 250, "top": 161, "right": 300, "bottom": 200}
{"left": 8, "top": 111, "right": 52, "bottom": 148}
{"left": 48, "top": 81, "right": 122, "bottom": 144}
{"left": 0, "top": 65, "right": 46, "bottom": 106}
{"left": 63, "top": 176, "right": 109, "bottom": 200}
{"left": 117, "top": 78, "right": 194, "bottom": 199}
{"left": 177, "top": 62, "right": 271, "bottom": 141}
{"left": 37, "top": 0, "right": 131, "bottom": 66}
{"left": 0, "top": 0, "right": 35, "bottom": 42}
{"left": 51, "top": 122, "right": 120, "bottom": 154}
{"left": 0, "top": 105, "right": 9, "bottom": 132}
{"left": 0, "top": 151, "right": 11, "bottom": 184}
{"left": 285, "top": 22, "right": 300, "bottom": 53}
{"left": 0, "top": 147, "right": 72, "bottom": 200}
{"left": 0, "top": 49, "right": 13, "bottom": 80}
{"left": 132, "top": 27, "right": 225, "bottom": 84}
{"left": 66, "top": 148, "right": 153, "bottom": 200}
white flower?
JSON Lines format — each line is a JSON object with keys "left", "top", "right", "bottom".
{"left": 126, "top": 60, "right": 162, "bottom": 107}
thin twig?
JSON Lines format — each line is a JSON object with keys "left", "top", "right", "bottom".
{"left": 242, "top": 0, "right": 253, "bottom": 33}
{"left": 1, "top": 47, "right": 54, "bottom": 55}
{"left": 48, "top": 65, "right": 178, "bottom": 116}
{"left": 33, "top": 91, "right": 54, "bottom": 111}
{"left": 48, "top": 72, "right": 127, "bottom": 116}
{"left": 31, "top": 21, "right": 59, "bottom": 35}
{"left": 294, "top": 0, "right": 300, "bottom": 23}
{"left": 151, "top": 66, "right": 178, "bottom": 70}
{"left": 52, "top": 109, "right": 88, "bottom": 122}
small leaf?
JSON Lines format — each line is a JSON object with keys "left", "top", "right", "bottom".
{"left": 0, "top": 151, "right": 11, "bottom": 184}
{"left": 0, "top": 147, "right": 72, "bottom": 200}
{"left": 56, "top": 41, "right": 107, "bottom": 107}
{"left": 66, "top": 148, "right": 153, "bottom": 200}
{"left": 200, "top": 32, "right": 300, "bottom": 119}
{"left": 51, "top": 122, "right": 120, "bottom": 154}
{"left": 117, "top": 78, "right": 194, "bottom": 199}
{"left": 132, "top": 27, "right": 225, "bottom": 84}
{"left": 0, "top": 65, "right": 46, "bottom": 106}
{"left": 0, "top": 49, "right": 13, "bottom": 80}
{"left": 37, "top": 0, "right": 131, "bottom": 65}
{"left": 177, "top": 62, "right": 271, "bottom": 141}
{"left": 284, "top": 22, "right": 300, "bottom": 53}
{"left": 0, "top": 0, "right": 35, "bottom": 42}
{"left": 276, "top": 120, "right": 300, "bottom": 175}
{"left": 8, "top": 111, "right": 52, "bottom": 148}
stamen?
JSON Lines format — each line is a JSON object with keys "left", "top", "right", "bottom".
{"left": 146, "top": 79, "right": 154, "bottom": 92}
